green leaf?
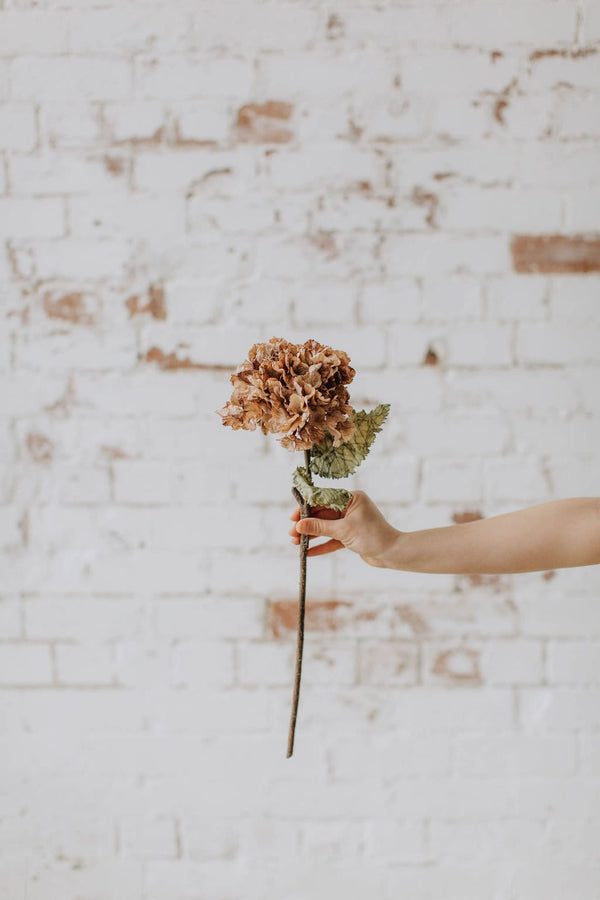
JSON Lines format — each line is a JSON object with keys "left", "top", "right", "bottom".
{"left": 292, "top": 467, "right": 351, "bottom": 512}
{"left": 309, "top": 403, "right": 390, "bottom": 479}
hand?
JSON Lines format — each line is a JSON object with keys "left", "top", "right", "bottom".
{"left": 288, "top": 489, "right": 401, "bottom": 569}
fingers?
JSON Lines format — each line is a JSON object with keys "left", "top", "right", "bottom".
{"left": 306, "top": 539, "right": 344, "bottom": 557}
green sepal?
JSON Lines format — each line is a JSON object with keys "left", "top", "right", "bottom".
{"left": 309, "top": 403, "right": 390, "bottom": 479}
{"left": 292, "top": 467, "right": 351, "bottom": 512}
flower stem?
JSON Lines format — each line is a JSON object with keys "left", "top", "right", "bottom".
{"left": 287, "top": 448, "right": 312, "bottom": 758}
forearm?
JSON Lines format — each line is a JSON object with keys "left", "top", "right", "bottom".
{"left": 384, "top": 498, "right": 600, "bottom": 574}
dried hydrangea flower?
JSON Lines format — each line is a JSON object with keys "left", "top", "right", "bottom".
{"left": 216, "top": 336, "right": 356, "bottom": 451}
{"left": 216, "top": 335, "right": 390, "bottom": 758}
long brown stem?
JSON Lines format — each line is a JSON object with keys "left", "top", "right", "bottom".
{"left": 287, "top": 448, "right": 312, "bottom": 758}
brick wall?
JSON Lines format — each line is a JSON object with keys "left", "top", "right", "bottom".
{"left": 1, "top": 0, "right": 600, "bottom": 897}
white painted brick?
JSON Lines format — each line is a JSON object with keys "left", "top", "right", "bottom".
{"left": 68, "top": 8, "right": 195, "bottom": 55}
{"left": 519, "top": 687, "right": 600, "bottom": 730}
{"left": 483, "top": 456, "right": 550, "bottom": 503}
{"left": 445, "top": 323, "right": 513, "bottom": 367}
{"left": 450, "top": 3, "right": 576, "bottom": 44}
{"left": 400, "top": 49, "right": 516, "bottom": 94}
{"left": 293, "top": 282, "right": 356, "bottom": 326}
{"left": 0, "top": 642, "right": 53, "bottom": 684}
{"left": 0, "top": 11, "right": 70, "bottom": 54}
{"left": 236, "top": 639, "right": 355, "bottom": 687}
{"left": 57, "top": 464, "right": 111, "bottom": 504}
{"left": 264, "top": 143, "right": 382, "bottom": 192}
{"left": 555, "top": 91, "right": 600, "bottom": 138}
{"left": 563, "top": 186, "right": 600, "bottom": 231}
{"left": 405, "top": 411, "right": 510, "bottom": 456}
{"left": 359, "top": 279, "right": 420, "bottom": 323}
{"left": 423, "top": 638, "right": 544, "bottom": 686}
{"left": 0, "top": 105, "right": 36, "bottom": 151}
{"left": 172, "top": 639, "right": 235, "bottom": 687}
{"left": 24, "top": 596, "right": 143, "bottom": 642}
{"left": 454, "top": 734, "right": 575, "bottom": 776}
{"left": 259, "top": 47, "right": 396, "bottom": 99}
{"left": 9, "top": 152, "right": 127, "bottom": 196}
{"left": 76, "top": 371, "right": 197, "bottom": 417}
{"left": 0, "top": 597, "right": 21, "bottom": 639}
{"left": 528, "top": 54, "right": 600, "bottom": 91}
{"left": 382, "top": 233, "right": 510, "bottom": 276}
{"left": 156, "top": 597, "right": 264, "bottom": 640}
{"left": 55, "top": 642, "right": 115, "bottom": 685}
{"left": 519, "top": 142, "right": 599, "bottom": 186}
{"left": 517, "top": 323, "right": 600, "bottom": 365}
{"left": 20, "top": 239, "right": 132, "bottom": 282}
{"left": 0, "top": 507, "right": 22, "bottom": 549}
{"left": 38, "top": 101, "right": 101, "bottom": 148}
{"left": 581, "top": 2, "right": 600, "bottom": 40}
{"left": 120, "top": 815, "right": 177, "bottom": 860}
{"left": 11, "top": 56, "right": 132, "bottom": 101}
{"left": 69, "top": 193, "right": 186, "bottom": 240}
{"left": 134, "top": 55, "right": 252, "bottom": 100}
{"left": 485, "top": 274, "right": 549, "bottom": 320}
{"left": 440, "top": 185, "right": 563, "bottom": 232}
{"left": 501, "top": 90, "right": 555, "bottom": 139}
{"left": 113, "top": 460, "right": 172, "bottom": 504}
{"left": 429, "top": 819, "right": 545, "bottom": 863}
{"left": 422, "top": 459, "right": 482, "bottom": 504}
{"left": 546, "top": 640, "right": 600, "bottom": 684}
{"left": 0, "top": 198, "right": 64, "bottom": 238}
{"left": 580, "top": 735, "right": 600, "bottom": 774}
{"left": 351, "top": 368, "right": 443, "bottom": 412}
{"left": 420, "top": 275, "right": 483, "bottom": 321}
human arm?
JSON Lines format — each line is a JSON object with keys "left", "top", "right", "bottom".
{"left": 290, "top": 492, "right": 600, "bottom": 574}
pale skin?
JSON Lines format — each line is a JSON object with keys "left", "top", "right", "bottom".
{"left": 289, "top": 491, "right": 600, "bottom": 574}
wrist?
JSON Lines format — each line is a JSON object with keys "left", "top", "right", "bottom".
{"left": 377, "top": 527, "right": 412, "bottom": 570}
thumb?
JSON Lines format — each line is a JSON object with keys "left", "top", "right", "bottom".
{"left": 296, "top": 516, "right": 340, "bottom": 538}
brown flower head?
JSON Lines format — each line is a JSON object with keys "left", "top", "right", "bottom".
{"left": 216, "top": 336, "right": 357, "bottom": 451}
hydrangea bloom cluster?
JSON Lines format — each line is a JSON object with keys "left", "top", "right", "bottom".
{"left": 217, "top": 336, "right": 356, "bottom": 451}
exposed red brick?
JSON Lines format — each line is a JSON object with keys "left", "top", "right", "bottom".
{"left": 511, "top": 234, "right": 600, "bottom": 273}
{"left": 236, "top": 101, "right": 294, "bottom": 144}
{"left": 423, "top": 347, "right": 439, "bottom": 366}
{"left": 43, "top": 292, "right": 94, "bottom": 326}
{"left": 411, "top": 186, "right": 439, "bottom": 228}
{"left": 125, "top": 283, "right": 167, "bottom": 320}
{"left": 104, "top": 155, "right": 125, "bottom": 176}
{"left": 530, "top": 46, "right": 597, "bottom": 61}
{"left": 493, "top": 78, "right": 518, "bottom": 125}
{"left": 17, "top": 509, "right": 29, "bottom": 547}
{"left": 326, "top": 12, "right": 344, "bottom": 40}
{"left": 7, "top": 244, "right": 35, "bottom": 280}
{"left": 432, "top": 647, "right": 481, "bottom": 684}
{"left": 267, "top": 599, "right": 353, "bottom": 639}
{"left": 394, "top": 604, "right": 429, "bottom": 635}
{"left": 346, "top": 118, "right": 364, "bottom": 142}
{"left": 44, "top": 375, "right": 76, "bottom": 418}
{"left": 100, "top": 445, "right": 129, "bottom": 460}
{"left": 144, "top": 346, "right": 230, "bottom": 372}
{"left": 453, "top": 510, "right": 483, "bottom": 524}
{"left": 26, "top": 431, "right": 54, "bottom": 463}
{"left": 464, "top": 572, "right": 503, "bottom": 588}
{"left": 114, "top": 126, "right": 166, "bottom": 148}
{"left": 308, "top": 230, "right": 339, "bottom": 258}
{"left": 172, "top": 121, "right": 218, "bottom": 149}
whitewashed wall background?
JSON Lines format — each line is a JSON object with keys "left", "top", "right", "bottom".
{"left": 1, "top": 0, "right": 600, "bottom": 897}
